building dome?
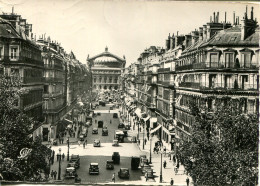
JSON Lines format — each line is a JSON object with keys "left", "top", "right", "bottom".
{"left": 94, "top": 56, "right": 117, "bottom": 62}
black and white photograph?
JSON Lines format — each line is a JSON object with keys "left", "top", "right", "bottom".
{"left": 0, "top": 0, "right": 259, "bottom": 185}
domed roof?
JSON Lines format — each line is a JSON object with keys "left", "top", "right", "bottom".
{"left": 94, "top": 56, "right": 117, "bottom": 62}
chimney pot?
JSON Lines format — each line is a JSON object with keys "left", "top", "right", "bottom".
{"left": 213, "top": 12, "right": 216, "bottom": 22}
{"left": 225, "top": 12, "right": 227, "bottom": 23}
{"left": 251, "top": 7, "right": 254, "bottom": 20}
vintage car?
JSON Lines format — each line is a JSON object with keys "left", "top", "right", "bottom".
{"left": 112, "top": 139, "right": 119, "bottom": 147}
{"left": 93, "top": 139, "right": 101, "bottom": 147}
{"left": 70, "top": 154, "right": 80, "bottom": 168}
{"left": 98, "top": 121, "right": 103, "bottom": 128}
{"left": 140, "top": 157, "right": 149, "bottom": 167}
{"left": 92, "top": 128, "right": 98, "bottom": 134}
{"left": 89, "top": 163, "right": 99, "bottom": 174}
{"left": 67, "top": 162, "right": 77, "bottom": 169}
{"left": 106, "top": 160, "right": 114, "bottom": 170}
{"left": 131, "top": 156, "right": 140, "bottom": 170}
{"left": 112, "top": 152, "right": 120, "bottom": 164}
{"left": 102, "top": 128, "right": 108, "bottom": 136}
{"left": 65, "top": 167, "right": 76, "bottom": 178}
{"left": 118, "top": 168, "right": 130, "bottom": 179}
{"left": 146, "top": 169, "right": 155, "bottom": 179}
{"left": 113, "top": 113, "right": 118, "bottom": 118}
{"left": 118, "top": 123, "right": 125, "bottom": 129}
{"left": 141, "top": 164, "right": 152, "bottom": 174}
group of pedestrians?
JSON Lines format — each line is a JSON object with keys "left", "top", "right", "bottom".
{"left": 50, "top": 170, "right": 57, "bottom": 180}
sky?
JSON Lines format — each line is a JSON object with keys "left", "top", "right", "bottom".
{"left": 0, "top": 0, "right": 259, "bottom": 67}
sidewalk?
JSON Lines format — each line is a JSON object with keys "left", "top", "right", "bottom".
{"left": 121, "top": 110, "right": 193, "bottom": 186}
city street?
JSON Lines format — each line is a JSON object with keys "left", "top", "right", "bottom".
{"left": 50, "top": 103, "right": 146, "bottom": 184}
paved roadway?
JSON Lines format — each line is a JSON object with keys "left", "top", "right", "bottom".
{"left": 51, "top": 103, "right": 146, "bottom": 184}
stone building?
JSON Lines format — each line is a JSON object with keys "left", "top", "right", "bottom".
{"left": 122, "top": 7, "right": 259, "bottom": 150}
{"left": 0, "top": 15, "right": 44, "bottom": 138}
{"left": 87, "top": 47, "right": 126, "bottom": 92}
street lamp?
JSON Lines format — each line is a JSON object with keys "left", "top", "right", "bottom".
{"left": 160, "top": 150, "right": 163, "bottom": 183}
{"left": 149, "top": 130, "right": 152, "bottom": 164}
{"left": 58, "top": 148, "right": 61, "bottom": 180}
{"left": 143, "top": 121, "right": 145, "bottom": 150}
{"left": 67, "top": 137, "right": 70, "bottom": 161}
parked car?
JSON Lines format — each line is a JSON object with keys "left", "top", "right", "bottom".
{"left": 65, "top": 167, "right": 76, "bottom": 178}
{"left": 89, "top": 163, "right": 99, "bottom": 174}
{"left": 113, "top": 113, "right": 118, "bottom": 118}
{"left": 98, "top": 121, "right": 103, "bottom": 128}
{"left": 102, "top": 128, "right": 108, "bottom": 136}
{"left": 70, "top": 154, "right": 80, "bottom": 168}
{"left": 112, "top": 152, "right": 120, "bottom": 164}
{"left": 92, "top": 128, "right": 98, "bottom": 134}
{"left": 106, "top": 160, "right": 114, "bottom": 170}
{"left": 118, "top": 168, "right": 130, "bottom": 179}
{"left": 118, "top": 123, "right": 125, "bottom": 129}
{"left": 93, "top": 139, "right": 101, "bottom": 147}
{"left": 131, "top": 156, "right": 140, "bottom": 170}
{"left": 141, "top": 164, "right": 152, "bottom": 174}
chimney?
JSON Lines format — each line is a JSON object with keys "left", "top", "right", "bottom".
{"left": 203, "top": 25, "right": 207, "bottom": 41}
{"left": 12, "top": 6, "right": 14, "bottom": 14}
{"left": 213, "top": 12, "right": 216, "bottom": 22}
{"left": 245, "top": 5, "right": 248, "bottom": 19}
{"left": 199, "top": 27, "right": 203, "bottom": 42}
{"left": 225, "top": 12, "right": 227, "bottom": 23}
{"left": 233, "top": 11, "right": 236, "bottom": 25}
{"left": 251, "top": 7, "right": 254, "bottom": 20}
{"left": 217, "top": 12, "right": 219, "bottom": 23}
{"left": 210, "top": 16, "right": 212, "bottom": 22}
{"left": 238, "top": 16, "right": 239, "bottom": 25}
{"left": 191, "top": 31, "right": 199, "bottom": 45}
{"left": 184, "top": 34, "right": 192, "bottom": 48}
{"left": 170, "top": 33, "right": 175, "bottom": 49}
{"left": 165, "top": 33, "right": 170, "bottom": 50}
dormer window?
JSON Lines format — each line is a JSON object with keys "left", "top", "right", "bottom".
{"left": 10, "top": 45, "right": 19, "bottom": 61}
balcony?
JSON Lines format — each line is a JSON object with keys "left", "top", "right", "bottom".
{"left": 44, "top": 77, "right": 63, "bottom": 83}
{"left": 23, "top": 77, "right": 43, "bottom": 84}
{"left": 176, "top": 62, "right": 258, "bottom": 71}
{"left": 178, "top": 82, "right": 258, "bottom": 92}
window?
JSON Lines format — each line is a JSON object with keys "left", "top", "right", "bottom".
{"left": 44, "top": 85, "right": 49, "bottom": 93}
{"left": 225, "top": 53, "right": 234, "bottom": 68}
{"left": 241, "top": 53, "right": 251, "bottom": 68}
{"left": 93, "top": 77, "right": 96, "bottom": 83}
{"left": 0, "top": 44, "right": 4, "bottom": 60}
{"left": 209, "top": 53, "right": 218, "bottom": 67}
{"left": 224, "top": 75, "right": 232, "bottom": 88}
{"left": 10, "top": 46, "right": 19, "bottom": 60}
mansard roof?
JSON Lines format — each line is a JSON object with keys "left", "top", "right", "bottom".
{"left": 204, "top": 25, "right": 259, "bottom": 47}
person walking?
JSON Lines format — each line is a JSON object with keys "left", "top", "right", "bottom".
{"left": 170, "top": 178, "right": 174, "bottom": 185}
{"left": 144, "top": 138, "right": 147, "bottom": 145}
{"left": 50, "top": 170, "right": 54, "bottom": 179}
{"left": 163, "top": 160, "right": 167, "bottom": 169}
{"left": 164, "top": 146, "right": 167, "bottom": 156}
{"left": 62, "top": 153, "right": 65, "bottom": 161}
{"left": 186, "top": 177, "right": 190, "bottom": 186}
{"left": 110, "top": 119, "right": 112, "bottom": 124}
{"left": 112, "top": 173, "right": 115, "bottom": 183}
{"left": 83, "top": 141, "right": 86, "bottom": 149}
{"left": 145, "top": 170, "right": 148, "bottom": 182}
{"left": 53, "top": 171, "right": 57, "bottom": 180}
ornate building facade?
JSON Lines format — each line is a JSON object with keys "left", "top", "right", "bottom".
{"left": 87, "top": 47, "right": 126, "bottom": 92}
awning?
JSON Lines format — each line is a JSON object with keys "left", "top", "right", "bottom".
{"left": 143, "top": 116, "right": 151, "bottom": 122}
{"left": 150, "top": 117, "right": 157, "bottom": 123}
{"left": 135, "top": 108, "right": 142, "bottom": 118}
{"left": 150, "top": 125, "right": 162, "bottom": 134}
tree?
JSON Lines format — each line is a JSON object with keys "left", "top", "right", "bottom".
{"left": 178, "top": 99, "right": 258, "bottom": 185}
{"left": 0, "top": 75, "right": 51, "bottom": 181}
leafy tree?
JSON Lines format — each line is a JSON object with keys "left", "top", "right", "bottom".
{"left": 178, "top": 99, "right": 258, "bottom": 185}
{"left": 0, "top": 75, "right": 51, "bottom": 181}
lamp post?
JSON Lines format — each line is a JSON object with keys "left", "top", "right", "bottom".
{"left": 137, "top": 121, "right": 140, "bottom": 141}
{"left": 58, "top": 148, "right": 61, "bottom": 180}
{"left": 160, "top": 150, "right": 163, "bottom": 183}
{"left": 143, "top": 121, "right": 145, "bottom": 150}
{"left": 67, "top": 137, "right": 70, "bottom": 161}
{"left": 149, "top": 131, "right": 152, "bottom": 164}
